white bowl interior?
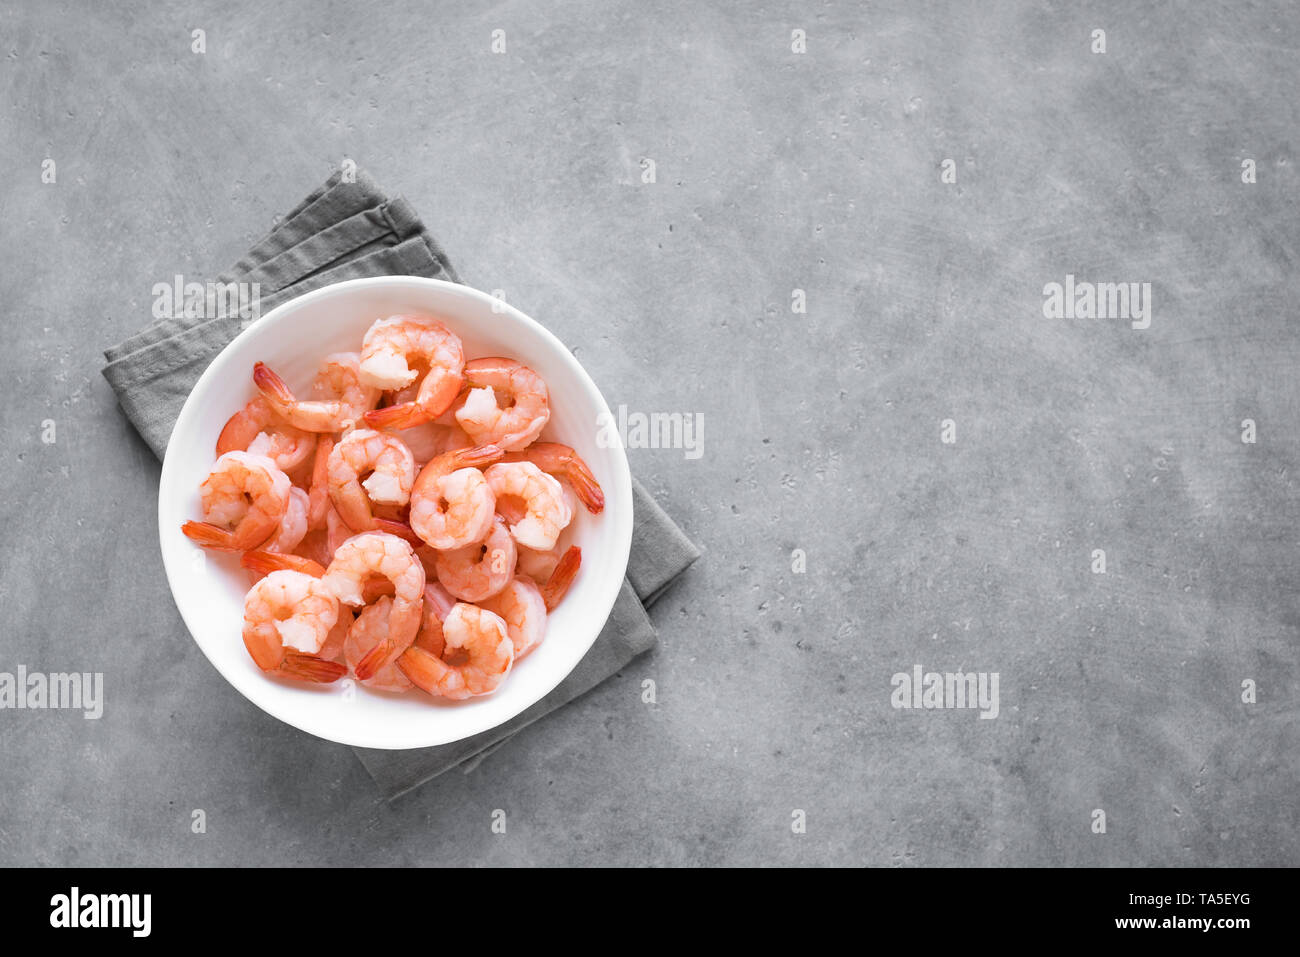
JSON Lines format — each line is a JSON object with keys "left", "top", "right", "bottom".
{"left": 158, "top": 277, "right": 632, "bottom": 749}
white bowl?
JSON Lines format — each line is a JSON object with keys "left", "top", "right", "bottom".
{"left": 158, "top": 277, "right": 633, "bottom": 750}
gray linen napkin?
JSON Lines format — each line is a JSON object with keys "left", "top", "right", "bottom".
{"left": 102, "top": 169, "right": 699, "bottom": 798}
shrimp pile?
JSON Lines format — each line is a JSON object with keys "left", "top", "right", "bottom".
{"left": 182, "top": 314, "right": 603, "bottom": 702}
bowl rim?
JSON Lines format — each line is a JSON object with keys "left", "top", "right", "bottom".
{"left": 157, "top": 275, "right": 634, "bottom": 749}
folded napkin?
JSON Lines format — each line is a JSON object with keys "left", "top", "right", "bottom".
{"left": 103, "top": 168, "right": 699, "bottom": 799}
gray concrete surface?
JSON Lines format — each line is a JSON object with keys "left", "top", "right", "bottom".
{"left": 2, "top": 0, "right": 1298, "bottom": 866}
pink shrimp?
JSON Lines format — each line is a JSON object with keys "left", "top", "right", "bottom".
{"left": 358, "top": 316, "right": 465, "bottom": 430}
{"left": 322, "top": 532, "right": 425, "bottom": 680}
{"left": 453, "top": 358, "right": 550, "bottom": 451}
{"left": 182, "top": 451, "right": 292, "bottom": 551}
{"left": 502, "top": 443, "right": 604, "bottom": 514}
{"left": 326, "top": 428, "right": 417, "bottom": 532}
{"left": 479, "top": 576, "right": 548, "bottom": 659}
{"left": 408, "top": 445, "right": 503, "bottom": 550}
{"left": 216, "top": 396, "right": 316, "bottom": 473}
{"left": 344, "top": 596, "right": 413, "bottom": 692}
{"left": 241, "top": 550, "right": 353, "bottom": 662}
{"left": 482, "top": 461, "right": 572, "bottom": 550}
{"left": 397, "top": 603, "right": 513, "bottom": 700}
{"left": 434, "top": 515, "right": 516, "bottom": 602}
{"left": 253, "top": 354, "right": 380, "bottom": 433}
{"left": 241, "top": 569, "right": 346, "bottom": 682}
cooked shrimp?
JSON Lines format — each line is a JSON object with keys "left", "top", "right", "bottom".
{"left": 397, "top": 603, "right": 513, "bottom": 700}
{"left": 244, "top": 551, "right": 356, "bottom": 662}
{"left": 242, "top": 569, "right": 346, "bottom": 682}
{"left": 253, "top": 353, "right": 380, "bottom": 433}
{"left": 326, "top": 428, "right": 417, "bottom": 532}
{"left": 344, "top": 597, "right": 413, "bottom": 692}
{"left": 453, "top": 358, "right": 550, "bottom": 451}
{"left": 502, "top": 443, "right": 604, "bottom": 514}
{"left": 182, "top": 451, "right": 291, "bottom": 551}
{"left": 479, "top": 576, "right": 548, "bottom": 659}
{"left": 453, "top": 358, "right": 549, "bottom": 438}
{"left": 322, "top": 532, "right": 425, "bottom": 679}
{"left": 434, "top": 515, "right": 516, "bottom": 602}
{"left": 261, "top": 487, "right": 310, "bottom": 555}
{"left": 359, "top": 316, "right": 464, "bottom": 430}
{"left": 217, "top": 396, "right": 316, "bottom": 473}
{"left": 483, "top": 461, "right": 572, "bottom": 550}
{"left": 408, "top": 445, "right": 503, "bottom": 550}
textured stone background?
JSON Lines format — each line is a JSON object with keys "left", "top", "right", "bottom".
{"left": 1, "top": 0, "right": 1297, "bottom": 865}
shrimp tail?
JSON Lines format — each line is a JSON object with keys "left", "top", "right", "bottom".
{"left": 307, "top": 435, "right": 334, "bottom": 530}
{"left": 396, "top": 645, "right": 445, "bottom": 696}
{"left": 182, "top": 520, "right": 241, "bottom": 551}
{"left": 418, "top": 369, "right": 465, "bottom": 420}
{"left": 540, "top": 546, "right": 581, "bottom": 611}
{"left": 355, "top": 639, "right": 398, "bottom": 681}
{"left": 565, "top": 463, "right": 605, "bottom": 513}
{"left": 456, "top": 444, "right": 505, "bottom": 470}
{"left": 363, "top": 366, "right": 463, "bottom": 430}
{"left": 363, "top": 401, "right": 427, "bottom": 431}
{"left": 215, "top": 411, "right": 249, "bottom": 458}
{"left": 242, "top": 550, "right": 326, "bottom": 578}
{"left": 373, "top": 517, "right": 425, "bottom": 546}
{"left": 252, "top": 361, "right": 296, "bottom": 408}
{"left": 277, "top": 653, "right": 347, "bottom": 683}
